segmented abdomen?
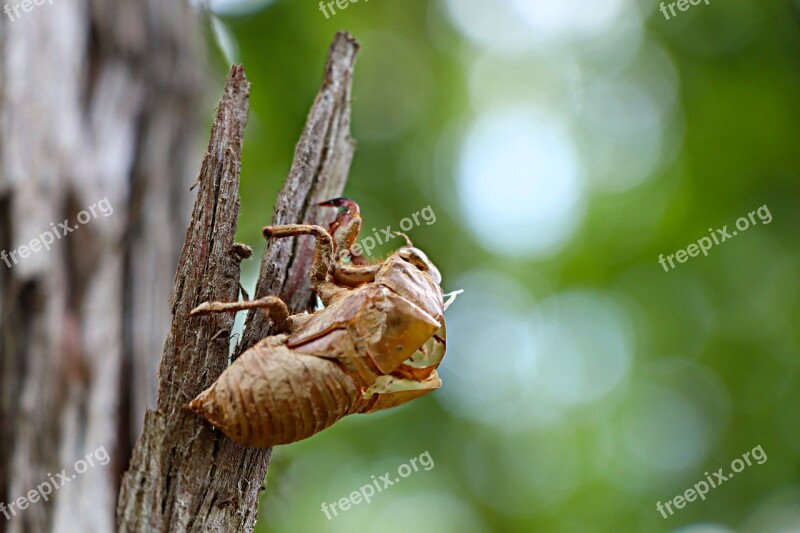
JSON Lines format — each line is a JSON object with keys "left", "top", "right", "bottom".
{"left": 188, "top": 336, "right": 359, "bottom": 447}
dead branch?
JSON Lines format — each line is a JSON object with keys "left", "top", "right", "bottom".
{"left": 116, "top": 32, "right": 360, "bottom": 533}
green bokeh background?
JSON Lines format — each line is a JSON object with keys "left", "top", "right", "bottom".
{"left": 205, "top": 1, "right": 800, "bottom": 531}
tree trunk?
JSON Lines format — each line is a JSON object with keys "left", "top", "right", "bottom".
{"left": 116, "top": 33, "right": 359, "bottom": 532}
{"left": 0, "top": 2, "right": 204, "bottom": 532}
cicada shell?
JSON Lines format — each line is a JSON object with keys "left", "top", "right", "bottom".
{"left": 188, "top": 245, "right": 450, "bottom": 447}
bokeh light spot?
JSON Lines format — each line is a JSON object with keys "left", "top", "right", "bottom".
{"left": 457, "top": 108, "right": 585, "bottom": 259}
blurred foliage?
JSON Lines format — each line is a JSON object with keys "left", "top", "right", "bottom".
{"left": 204, "top": 0, "right": 800, "bottom": 531}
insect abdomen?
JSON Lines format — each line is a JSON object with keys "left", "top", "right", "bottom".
{"left": 188, "top": 336, "right": 359, "bottom": 447}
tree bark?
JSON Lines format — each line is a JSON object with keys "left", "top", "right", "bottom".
{"left": 116, "top": 32, "right": 359, "bottom": 532}
{"left": 0, "top": 2, "right": 204, "bottom": 532}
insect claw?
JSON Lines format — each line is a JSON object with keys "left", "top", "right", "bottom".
{"left": 317, "top": 198, "right": 343, "bottom": 207}
{"left": 190, "top": 302, "right": 212, "bottom": 316}
{"left": 317, "top": 197, "right": 360, "bottom": 214}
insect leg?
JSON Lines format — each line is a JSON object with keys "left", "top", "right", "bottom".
{"left": 190, "top": 295, "right": 290, "bottom": 330}
{"left": 262, "top": 224, "right": 352, "bottom": 305}
{"left": 318, "top": 198, "right": 363, "bottom": 261}
{"left": 332, "top": 216, "right": 367, "bottom": 266}
{"left": 262, "top": 224, "right": 334, "bottom": 284}
{"left": 332, "top": 262, "right": 382, "bottom": 287}
{"left": 359, "top": 371, "right": 442, "bottom": 414}
{"left": 282, "top": 312, "right": 314, "bottom": 333}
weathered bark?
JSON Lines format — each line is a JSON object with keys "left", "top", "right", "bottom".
{"left": 0, "top": 2, "right": 204, "bottom": 533}
{"left": 116, "top": 32, "right": 359, "bottom": 532}
{"left": 238, "top": 33, "right": 359, "bottom": 353}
